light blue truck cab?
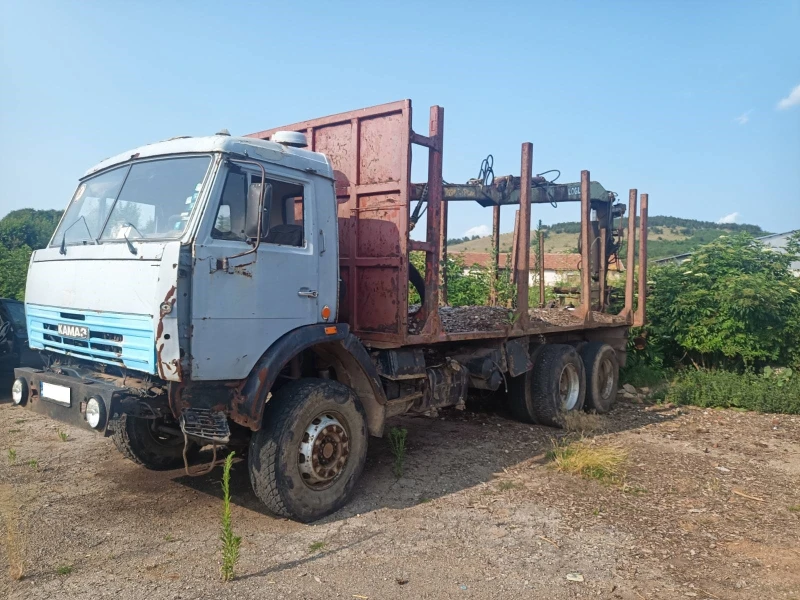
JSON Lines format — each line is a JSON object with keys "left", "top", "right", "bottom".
{"left": 12, "top": 133, "right": 388, "bottom": 520}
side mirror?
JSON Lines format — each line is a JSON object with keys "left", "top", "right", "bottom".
{"left": 245, "top": 182, "right": 272, "bottom": 239}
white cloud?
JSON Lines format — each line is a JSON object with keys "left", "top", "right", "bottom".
{"left": 777, "top": 84, "right": 800, "bottom": 110}
{"left": 734, "top": 110, "right": 752, "bottom": 125}
{"left": 718, "top": 212, "right": 739, "bottom": 224}
{"left": 464, "top": 224, "right": 491, "bottom": 237}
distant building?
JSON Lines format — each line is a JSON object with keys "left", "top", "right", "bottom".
{"left": 451, "top": 251, "right": 624, "bottom": 286}
{"left": 651, "top": 230, "right": 800, "bottom": 275}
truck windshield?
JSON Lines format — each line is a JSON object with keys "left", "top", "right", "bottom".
{"left": 51, "top": 156, "right": 212, "bottom": 246}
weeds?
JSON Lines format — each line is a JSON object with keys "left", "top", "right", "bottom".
{"left": 308, "top": 541, "right": 325, "bottom": 553}
{"left": 388, "top": 427, "right": 408, "bottom": 478}
{"left": 57, "top": 430, "right": 68, "bottom": 442}
{"left": 549, "top": 440, "right": 627, "bottom": 484}
{"left": 56, "top": 565, "right": 73, "bottom": 576}
{"left": 667, "top": 369, "right": 800, "bottom": 414}
{"left": 220, "top": 452, "right": 240, "bottom": 582}
{"left": 26, "top": 459, "right": 38, "bottom": 470}
{"left": 7, "top": 449, "right": 16, "bottom": 464}
{"left": 789, "top": 504, "right": 800, "bottom": 513}
{"left": 620, "top": 363, "right": 669, "bottom": 388}
{"left": 497, "top": 480, "right": 522, "bottom": 492}
{"left": 562, "top": 412, "right": 606, "bottom": 436}
{"left": 164, "top": 534, "right": 174, "bottom": 542}
{"left": 418, "top": 497, "right": 432, "bottom": 504}
{"left": 1, "top": 485, "right": 26, "bottom": 580}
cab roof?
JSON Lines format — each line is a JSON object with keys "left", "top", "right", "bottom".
{"left": 83, "top": 135, "right": 334, "bottom": 180}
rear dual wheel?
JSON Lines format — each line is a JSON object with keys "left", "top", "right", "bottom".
{"left": 508, "top": 344, "right": 586, "bottom": 427}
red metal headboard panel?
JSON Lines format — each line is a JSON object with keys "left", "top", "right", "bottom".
{"left": 247, "top": 100, "right": 412, "bottom": 345}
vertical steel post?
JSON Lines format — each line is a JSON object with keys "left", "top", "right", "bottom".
{"left": 634, "top": 193, "right": 649, "bottom": 327}
{"left": 423, "top": 106, "right": 444, "bottom": 332}
{"left": 621, "top": 189, "right": 637, "bottom": 321}
{"left": 538, "top": 231, "right": 545, "bottom": 308}
{"left": 489, "top": 204, "right": 500, "bottom": 306}
{"left": 515, "top": 143, "right": 532, "bottom": 327}
{"left": 575, "top": 170, "right": 593, "bottom": 321}
{"left": 510, "top": 210, "right": 520, "bottom": 285}
{"left": 440, "top": 192, "right": 448, "bottom": 306}
{"left": 599, "top": 227, "right": 607, "bottom": 311}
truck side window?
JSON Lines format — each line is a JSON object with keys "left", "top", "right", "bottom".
{"left": 263, "top": 180, "right": 305, "bottom": 247}
{"left": 212, "top": 171, "right": 247, "bottom": 241}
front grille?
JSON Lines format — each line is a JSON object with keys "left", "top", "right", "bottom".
{"left": 27, "top": 304, "right": 156, "bottom": 374}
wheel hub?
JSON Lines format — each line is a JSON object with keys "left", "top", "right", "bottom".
{"left": 559, "top": 364, "right": 580, "bottom": 411}
{"left": 298, "top": 414, "right": 350, "bottom": 488}
{"left": 599, "top": 358, "right": 614, "bottom": 399}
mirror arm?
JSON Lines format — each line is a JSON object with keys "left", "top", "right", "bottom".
{"left": 220, "top": 158, "right": 267, "bottom": 268}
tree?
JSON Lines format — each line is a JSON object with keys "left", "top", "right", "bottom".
{"left": 648, "top": 234, "right": 800, "bottom": 370}
{"left": 0, "top": 209, "right": 62, "bottom": 300}
{"left": 0, "top": 209, "right": 63, "bottom": 250}
{"left": 0, "top": 244, "right": 33, "bottom": 300}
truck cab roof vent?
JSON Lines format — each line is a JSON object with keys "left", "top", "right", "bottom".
{"left": 272, "top": 131, "right": 307, "bottom": 148}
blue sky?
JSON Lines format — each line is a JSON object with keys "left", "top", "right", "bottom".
{"left": 2, "top": 0, "right": 798, "bottom": 238}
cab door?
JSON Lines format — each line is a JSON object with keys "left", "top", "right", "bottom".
{"left": 191, "top": 161, "right": 319, "bottom": 380}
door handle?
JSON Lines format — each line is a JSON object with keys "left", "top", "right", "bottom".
{"left": 298, "top": 289, "right": 318, "bottom": 298}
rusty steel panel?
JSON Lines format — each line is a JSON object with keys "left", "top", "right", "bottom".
{"left": 247, "top": 100, "right": 412, "bottom": 343}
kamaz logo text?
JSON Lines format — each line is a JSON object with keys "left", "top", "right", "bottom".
{"left": 57, "top": 324, "right": 89, "bottom": 339}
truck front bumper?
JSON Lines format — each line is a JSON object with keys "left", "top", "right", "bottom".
{"left": 12, "top": 367, "right": 125, "bottom": 435}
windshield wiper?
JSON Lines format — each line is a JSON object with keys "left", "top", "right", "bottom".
{"left": 119, "top": 222, "right": 144, "bottom": 255}
{"left": 59, "top": 216, "right": 95, "bottom": 255}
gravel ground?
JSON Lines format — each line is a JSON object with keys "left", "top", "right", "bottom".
{"left": 1, "top": 377, "right": 798, "bottom": 600}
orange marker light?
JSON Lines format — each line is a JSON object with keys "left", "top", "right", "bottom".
{"left": 321, "top": 305, "right": 331, "bottom": 321}
{"left": 324, "top": 326, "right": 337, "bottom": 335}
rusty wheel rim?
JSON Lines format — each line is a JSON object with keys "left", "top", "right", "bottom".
{"left": 559, "top": 364, "right": 580, "bottom": 411}
{"left": 599, "top": 358, "right": 615, "bottom": 400}
{"left": 298, "top": 413, "right": 350, "bottom": 490}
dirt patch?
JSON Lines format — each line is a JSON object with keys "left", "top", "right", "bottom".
{"left": 1, "top": 380, "right": 798, "bottom": 599}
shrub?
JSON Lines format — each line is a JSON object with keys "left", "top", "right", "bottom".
{"left": 647, "top": 233, "right": 800, "bottom": 370}
{"left": 667, "top": 368, "right": 800, "bottom": 414}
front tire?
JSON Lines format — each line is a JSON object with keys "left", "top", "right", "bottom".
{"left": 248, "top": 378, "right": 368, "bottom": 522}
{"left": 112, "top": 415, "right": 194, "bottom": 471}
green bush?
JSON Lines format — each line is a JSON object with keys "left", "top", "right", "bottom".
{"left": 647, "top": 233, "right": 800, "bottom": 370}
{"left": 667, "top": 368, "right": 800, "bottom": 414}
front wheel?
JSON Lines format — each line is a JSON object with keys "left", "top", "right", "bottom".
{"left": 248, "top": 378, "right": 368, "bottom": 522}
{"left": 112, "top": 415, "right": 196, "bottom": 470}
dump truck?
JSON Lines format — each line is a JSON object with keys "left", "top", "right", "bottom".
{"left": 11, "top": 100, "right": 649, "bottom": 521}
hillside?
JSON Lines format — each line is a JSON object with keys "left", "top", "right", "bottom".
{"left": 446, "top": 216, "right": 771, "bottom": 260}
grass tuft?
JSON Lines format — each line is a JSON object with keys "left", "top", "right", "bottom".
{"left": 7, "top": 449, "right": 16, "bottom": 464}
{"left": 562, "top": 412, "right": 606, "bottom": 435}
{"left": 549, "top": 440, "right": 627, "bottom": 484}
{"left": 57, "top": 430, "right": 68, "bottom": 442}
{"left": 497, "top": 480, "right": 522, "bottom": 492}
{"left": 219, "top": 453, "right": 241, "bottom": 582}
{"left": 387, "top": 427, "right": 408, "bottom": 478}
{"left": 26, "top": 459, "right": 38, "bottom": 470}
{"left": 56, "top": 565, "right": 73, "bottom": 576}
{"left": 308, "top": 541, "right": 325, "bottom": 553}
{"left": 789, "top": 504, "right": 800, "bottom": 513}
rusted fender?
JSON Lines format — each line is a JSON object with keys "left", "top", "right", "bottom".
{"left": 231, "top": 324, "right": 387, "bottom": 431}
